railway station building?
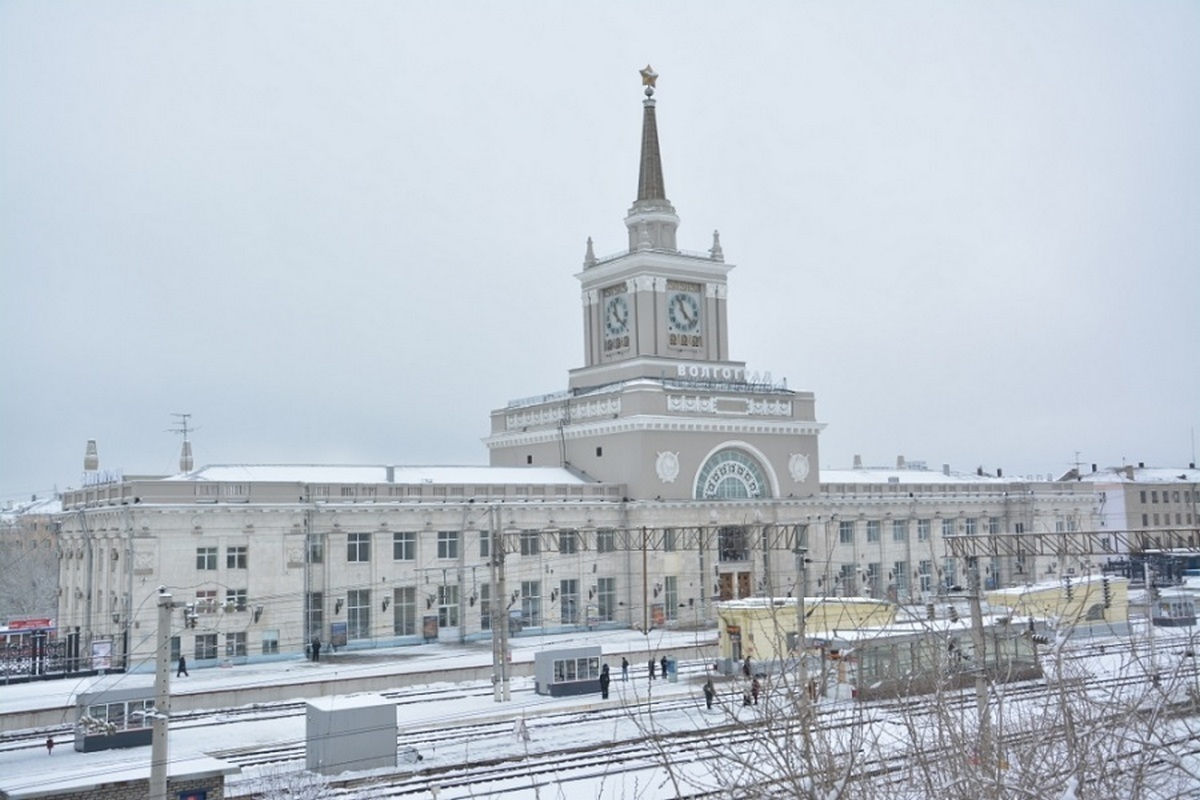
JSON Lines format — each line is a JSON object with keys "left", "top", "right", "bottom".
{"left": 54, "top": 73, "right": 1111, "bottom": 673}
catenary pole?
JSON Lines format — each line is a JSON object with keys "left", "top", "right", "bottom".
{"left": 149, "top": 591, "right": 175, "bottom": 800}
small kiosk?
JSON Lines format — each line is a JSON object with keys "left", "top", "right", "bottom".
{"left": 74, "top": 685, "right": 155, "bottom": 752}
{"left": 534, "top": 646, "right": 602, "bottom": 697}
{"left": 1152, "top": 589, "right": 1197, "bottom": 627}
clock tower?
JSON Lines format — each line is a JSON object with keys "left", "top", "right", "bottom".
{"left": 487, "top": 68, "right": 824, "bottom": 502}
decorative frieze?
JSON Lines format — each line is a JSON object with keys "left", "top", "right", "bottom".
{"left": 507, "top": 398, "right": 621, "bottom": 429}
{"left": 668, "top": 395, "right": 792, "bottom": 417}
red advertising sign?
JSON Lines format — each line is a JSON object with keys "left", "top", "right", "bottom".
{"left": 8, "top": 618, "right": 54, "bottom": 630}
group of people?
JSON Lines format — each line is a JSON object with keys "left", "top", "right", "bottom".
{"left": 595, "top": 654, "right": 763, "bottom": 710}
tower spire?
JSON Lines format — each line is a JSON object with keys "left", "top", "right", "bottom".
{"left": 636, "top": 65, "right": 666, "bottom": 202}
{"left": 626, "top": 65, "right": 679, "bottom": 252}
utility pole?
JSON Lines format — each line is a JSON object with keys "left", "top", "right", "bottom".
{"left": 966, "top": 557, "right": 991, "bottom": 767}
{"left": 149, "top": 590, "right": 178, "bottom": 800}
{"left": 490, "top": 506, "right": 510, "bottom": 702}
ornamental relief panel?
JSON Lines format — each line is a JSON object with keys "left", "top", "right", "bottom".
{"left": 668, "top": 396, "right": 792, "bottom": 416}
{"left": 747, "top": 399, "right": 793, "bottom": 416}
{"left": 507, "top": 398, "right": 621, "bottom": 430}
{"left": 133, "top": 551, "right": 155, "bottom": 575}
{"left": 667, "top": 395, "right": 717, "bottom": 414}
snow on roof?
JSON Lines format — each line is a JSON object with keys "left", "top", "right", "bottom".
{"left": 821, "top": 467, "right": 1010, "bottom": 485}
{"left": 1, "top": 753, "right": 238, "bottom": 799}
{"left": 988, "top": 573, "right": 1126, "bottom": 599}
{"left": 163, "top": 464, "right": 595, "bottom": 485}
{"left": 0, "top": 495, "right": 62, "bottom": 520}
{"left": 1072, "top": 466, "right": 1200, "bottom": 484}
{"left": 307, "top": 692, "right": 393, "bottom": 712}
{"left": 717, "top": 596, "right": 892, "bottom": 610}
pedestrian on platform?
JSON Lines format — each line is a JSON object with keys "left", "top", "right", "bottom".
{"left": 751, "top": 678, "right": 761, "bottom": 705}
{"left": 649, "top": 657, "right": 656, "bottom": 680}
{"left": 661, "top": 655, "right": 668, "bottom": 679}
{"left": 599, "top": 664, "right": 611, "bottom": 699}
{"left": 45, "top": 737, "right": 54, "bottom": 755}
{"left": 176, "top": 654, "right": 188, "bottom": 677}
{"left": 311, "top": 636, "right": 321, "bottom": 662}
{"left": 703, "top": 678, "right": 715, "bottom": 710}
{"left": 621, "top": 656, "right": 629, "bottom": 682}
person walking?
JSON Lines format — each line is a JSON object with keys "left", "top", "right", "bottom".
{"left": 751, "top": 677, "right": 761, "bottom": 705}
{"left": 648, "top": 657, "right": 656, "bottom": 680}
{"left": 703, "top": 678, "right": 715, "bottom": 710}
{"left": 176, "top": 654, "right": 188, "bottom": 677}
{"left": 743, "top": 656, "right": 752, "bottom": 679}
{"left": 599, "top": 664, "right": 611, "bottom": 699}
{"left": 45, "top": 737, "right": 54, "bottom": 755}
{"left": 660, "top": 655, "right": 668, "bottom": 680}
{"left": 621, "top": 656, "right": 629, "bottom": 682}
{"left": 311, "top": 636, "right": 321, "bottom": 662}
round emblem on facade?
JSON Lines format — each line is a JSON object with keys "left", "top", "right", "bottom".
{"left": 656, "top": 451, "right": 680, "bottom": 483}
{"left": 788, "top": 453, "right": 810, "bottom": 482}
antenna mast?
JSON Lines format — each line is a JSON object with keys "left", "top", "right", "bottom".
{"left": 169, "top": 413, "right": 195, "bottom": 473}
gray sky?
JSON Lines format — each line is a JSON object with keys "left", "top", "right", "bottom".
{"left": 2, "top": 2, "right": 1197, "bottom": 504}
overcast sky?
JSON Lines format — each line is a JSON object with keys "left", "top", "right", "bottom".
{"left": 1, "top": 2, "right": 1197, "bottom": 504}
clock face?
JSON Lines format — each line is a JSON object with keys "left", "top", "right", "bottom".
{"left": 667, "top": 292, "right": 701, "bottom": 333}
{"left": 604, "top": 294, "right": 630, "bottom": 337}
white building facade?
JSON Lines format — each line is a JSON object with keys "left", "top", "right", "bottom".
{"left": 55, "top": 72, "right": 1105, "bottom": 671}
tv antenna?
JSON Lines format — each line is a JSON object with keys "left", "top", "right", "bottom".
{"left": 168, "top": 413, "right": 198, "bottom": 473}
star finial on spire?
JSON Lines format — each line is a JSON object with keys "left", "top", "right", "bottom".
{"left": 640, "top": 64, "right": 658, "bottom": 97}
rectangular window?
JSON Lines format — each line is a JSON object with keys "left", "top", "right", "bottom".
{"left": 558, "top": 530, "right": 578, "bottom": 555}
{"left": 1014, "top": 522, "right": 1025, "bottom": 534}
{"left": 839, "top": 520, "right": 854, "bottom": 545}
{"left": 195, "top": 633, "right": 217, "bottom": 661}
{"left": 1140, "top": 490, "right": 1147, "bottom": 504}
{"left": 965, "top": 518, "right": 978, "bottom": 536}
{"left": 306, "top": 534, "right": 324, "bottom": 564}
{"left": 520, "top": 581, "right": 541, "bottom": 628}
{"left": 438, "top": 584, "right": 459, "bottom": 628}
{"left": 520, "top": 530, "right": 540, "bottom": 556}
{"left": 347, "top": 589, "right": 370, "bottom": 639}
{"left": 942, "top": 518, "right": 954, "bottom": 538}
{"left": 942, "top": 558, "right": 958, "bottom": 589}
{"left": 838, "top": 564, "right": 856, "bottom": 595}
{"left": 917, "top": 519, "right": 931, "bottom": 542}
{"left": 717, "top": 526, "right": 749, "bottom": 562}
{"left": 664, "top": 575, "right": 678, "bottom": 621}
{"left": 987, "top": 518, "right": 1001, "bottom": 535}
{"left": 170, "top": 636, "right": 181, "bottom": 662}
{"left": 225, "top": 632, "right": 247, "bottom": 658}
{"left": 196, "top": 547, "right": 217, "bottom": 570}
{"left": 596, "top": 528, "right": 616, "bottom": 553}
{"left": 262, "top": 629, "right": 279, "bottom": 655}
{"left": 663, "top": 528, "right": 677, "bottom": 552}
{"left": 479, "top": 530, "right": 491, "bottom": 559}
{"left": 892, "top": 520, "right": 908, "bottom": 542}
{"left": 347, "top": 533, "right": 371, "bottom": 563}
{"left": 479, "top": 584, "right": 491, "bottom": 631}
{"left": 1152, "top": 491, "right": 1159, "bottom": 503}
{"left": 867, "top": 520, "right": 881, "bottom": 543}
{"left": 597, "top": 577, "right": 616, "bottom": 622}
{"left": 393, "top": 531, "right": 416, "bottom": 561}
{"left": 918, "top": 560, "right": 933, "bottom": 594}
{"left": 437, "top": 531, "right": 460, "bottom": 560}
{"left": 1142, "top": 513, "right": 1149, "bottom": 527}
{"left": 226, "top": 588, "right": 247, "bottom": 612}
{"left": 226, "top": 546, "right": 247, "bottom": 569}
{"left": 306, "top": 592, "right": 324, "bottom": 640}
{"left": 865, "top": 563, "right": 880, "bottom": 596}
{"left": 196, "top": 589, "right": 217, "bottom": 613}
{"left": 394, "top": 587, "right": 416, "bottom": 636}
{"left": 560, "top": 579, "right": 579, "bottom": 624}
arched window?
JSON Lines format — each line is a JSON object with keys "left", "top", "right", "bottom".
{"left": 695, "top": 450, "right": 770, "bottom": 499}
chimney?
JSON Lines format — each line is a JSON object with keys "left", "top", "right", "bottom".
{"left": 179, "top": 440, "right": 194, "bottom": 473}
{"left": 976, "top": 466, "right": 984, "bottom": 476}
{"left": 84, "top": 439, "right": 99, "bottom": 472}
{"left": 1091, "top": 463, "right": 1097, "bottom": 473}
{"left": 853, "top": 454, "right": 862, "bottom": 469}
{"left": 386, "top": 465, "right": 395, "bottom": 483}
{"left": 896, "top": 455, "right": 906, "bottom": 469}
{"left": 997, "top": 468, "right": 1002, "bottom": 478}
{"left": 1138, "top": 462, "right": 1145, "bottom": 469}
{"left": 942, "top": 463, "right": 950, "bottom": 476}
